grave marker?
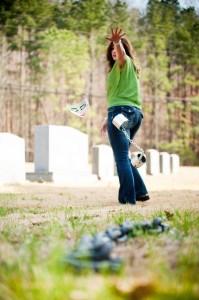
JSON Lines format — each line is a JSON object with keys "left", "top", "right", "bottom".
{"left": 92, "top": 145, "right": 114, "bottom": 179}
{"left": 0, "top": 133, "right": 25, "bottom": 184}
{"left": 170, "top": 154, "right": 180, "bottom": 173}
{"left": 160, "top": 152, "right": 170, "bottom": 174}
{"left": 146, "top": 149, "right": 160, "bottom": 175}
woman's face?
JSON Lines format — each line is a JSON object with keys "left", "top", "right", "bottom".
{"left": 111, "top": 45, "right": 117, "bottom": 61}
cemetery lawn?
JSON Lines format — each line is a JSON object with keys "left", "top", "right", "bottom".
{"left": 0, "top": 167, "right": 199, "bottom": 300}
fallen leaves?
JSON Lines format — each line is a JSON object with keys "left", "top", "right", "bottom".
{"left": 113, "top": 276, "right": 155, "bottom": 299}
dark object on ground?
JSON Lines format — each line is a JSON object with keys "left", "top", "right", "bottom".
{"left": 63, "top": 217, "right": 169, "bottom": 272}
{"left": 136, "top": 195, "right": 150, "bottom": 201}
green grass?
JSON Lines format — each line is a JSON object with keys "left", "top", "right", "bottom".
{"left": 0, "top": 193, "right": 199, "bottom": 300}
{"left": 0, "top": 207, "right": 15, "bottom": 217}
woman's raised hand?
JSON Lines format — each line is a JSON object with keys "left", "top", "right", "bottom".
{"left": 106, "top": 27, "right": 126, "bottom": 44}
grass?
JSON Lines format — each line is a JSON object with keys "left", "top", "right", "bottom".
{"left": 0, "top": 192, "right": 199, "bottom": 300}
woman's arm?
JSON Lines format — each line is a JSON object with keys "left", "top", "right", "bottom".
{"left": 100, "top": 117, "right": 107, "bottom": 135}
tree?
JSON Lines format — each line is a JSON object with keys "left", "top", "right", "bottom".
{"left": 53, "top": 0, "right": 110, "bottom": 147}
{"left": 0, "top": 0, "right": 55, "bottom": 160}
{"left": 40, "top": 28, "right": 89, "bottom": 130}
{"left": 140, "top": 0, "right": 174, "bottom": 149}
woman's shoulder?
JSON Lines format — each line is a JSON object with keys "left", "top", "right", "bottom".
{"left": 126, "top": 55, "right": 134, "bottom": 65}
{"left": 124, "top": 55, "right": 136, "bottom": 72}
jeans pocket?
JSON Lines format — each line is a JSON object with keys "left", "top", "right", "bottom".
{"left": 127, "top": 114, "right": 135, "bottom": 129}
{"left": 121, "top": 108, "right": 135, "bottom": 129}
{"left": 121, "top": 107, "right": 135, "bottom": 116}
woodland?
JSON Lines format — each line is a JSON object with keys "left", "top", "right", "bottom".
{"left": 0, "top": 0, "right": 198, "bottom": 165}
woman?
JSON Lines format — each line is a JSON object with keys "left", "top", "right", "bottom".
{"left": 101, "top": 27, "right": 149, "bottom": 205}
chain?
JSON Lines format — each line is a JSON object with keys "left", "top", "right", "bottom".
{"left": 121, "top": 127, "right": 144, "bottom": 153}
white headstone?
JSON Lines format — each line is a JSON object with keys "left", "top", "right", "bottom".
{"left": 146, "top": 149, "right": 160, "bottom": 175}
{"left": 92, "top": 145, "right": 114, "bottom": 179}
{"left": 160, "top": 152, "right": 170, "bottom": 174}
{"left": 0, "top": 133, "right": 25, "bottom": 184}
{"left": 170, "top": 154, "right": 180, "bottom": 173}
{"left": 32, "top": 125, "right": 89, "bottom": 182}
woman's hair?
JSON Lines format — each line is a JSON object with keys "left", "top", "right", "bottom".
{"left": 106, "top": 37, "right": 140, "bottom": 77}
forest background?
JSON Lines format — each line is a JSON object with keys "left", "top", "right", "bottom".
{"left": 0, "top": 0, "right": 198, "bottom": 165}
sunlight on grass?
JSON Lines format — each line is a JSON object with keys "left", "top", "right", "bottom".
{"left": 0, "top": 198, "right": 199, "bottom": 300}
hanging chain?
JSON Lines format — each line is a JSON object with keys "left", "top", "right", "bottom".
{"left": 121, "top": 127, "right": 144, "bottom": 153}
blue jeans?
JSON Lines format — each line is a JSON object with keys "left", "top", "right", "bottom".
{"left": 107, "top": 106, "right": 148, "bottom": 204}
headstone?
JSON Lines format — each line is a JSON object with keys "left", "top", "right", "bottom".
{"left": 92, "top": 145, "right": 114, "bottom": 179}
{"left": 160, "top": 152, "right": 170, "bottom": 174}
{"left": 27, "top": 125, "right": 89, "bottom": 183}
{"left": 170, "top": 154, "right": 180, "bottom": 173}
{"left": 131, "top": 151, "right": 146, "bottom": 177}
{"left": 0, "top": 133, "right": 25, "bottom": 184}
{"left": 146, "top": 149, "right": 160, "bottom": 175}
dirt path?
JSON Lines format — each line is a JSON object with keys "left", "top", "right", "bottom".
{"left": 0, "top": 167, "right": 198, "bottom": 216}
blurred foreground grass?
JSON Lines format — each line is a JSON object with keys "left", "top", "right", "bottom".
{"left": 0, "top": 192, "right": 199, "bottom": 300}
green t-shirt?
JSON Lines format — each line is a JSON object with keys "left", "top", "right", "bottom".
{"left": 107, "top": 55, "right": 142, "bottom": 109}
